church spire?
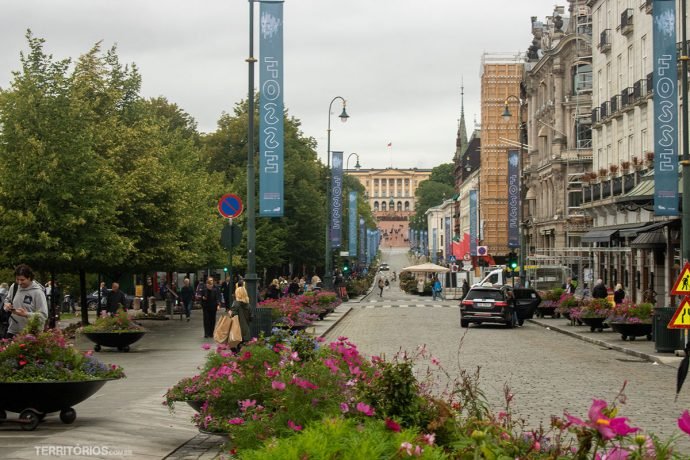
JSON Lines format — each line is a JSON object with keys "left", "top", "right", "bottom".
{"left": 454, "top": 79, "right": 468, "bottom": 162}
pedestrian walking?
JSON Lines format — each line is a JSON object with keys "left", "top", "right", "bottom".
{"left": 563, "top": 277, "right": 576, "bottom": 295}
{"left": 592, "top": 279, "right": 608, "bottom": 299}
{"left": 180, "top": 277, "right": 195, "bottom": 321}
{"left": 105, "top": 282, "right": 128, "bottom": 315}
{"left": 461, "top": 279, "right": 470, "bottom": 300}
{"left": 266, "top": 279, "right": 281, "bottom": 299}
{"left": 432, "top": 277, "right": 442, "bottom": 301}
{"left": 143, "top": 276, "right": 154, "bottom": 314}
{"left": 378, "top": 278, "right": 384, "bottom": 297}
{"left": 2, "top": 264, "right": 48, "bottom": 339}
{"left": 200, "top": 277, "right": 221, "bottom": 338}
{"left": 613, "top": 283, "right": 625, "bottom": 305}
{"left": 229, "top": 280, "right": 252, "bottom": 349}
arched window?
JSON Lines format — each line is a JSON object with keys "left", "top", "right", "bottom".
{"left": 374, "top": 201, "right": 379, "bottom": 211}
{"left": 381, "top": 201, "right": 387, "bottom": 211}
{"left": 404, "top": 201, "right": 410, "bottom": 211}
{"left": 397, "top": 201, "right": 402, "bottom": 211}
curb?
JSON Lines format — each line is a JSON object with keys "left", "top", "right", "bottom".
{"left": 527, "top": 318, "right": 682, "bottom": 368}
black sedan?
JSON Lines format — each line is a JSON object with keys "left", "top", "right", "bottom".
{"left": 85, "top": 290, "right": 136, "bottom": 310}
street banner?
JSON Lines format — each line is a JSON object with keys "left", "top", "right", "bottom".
{"left": 652, "top": 0, "right": 679, "bottom": 216}
{"left": 348, "top": 192, "right": 357, "bottom": 257}
{"left": 469, "top": 190, "right": 478, "bottom": 256}
{"left": 432, "top": 228, "right": 438, "bottom": 264}
{"left": 507, "top": 149, "right": 520, "bottom": 247}
{"left": 359, "top": 217, "right": 365, "bottom": 266}
{"left": 445, "top": 216, "right": 451, "bottom": 262}
{"left": 259, "top": 1, "right": 285, "bottom": 217}
{"left": 330, "top": 151, "right": 344, "bottom": 247}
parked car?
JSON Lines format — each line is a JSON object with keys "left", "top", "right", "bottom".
{"left": 460, "top": 285, "right": 541, "bottom": 328}
{"left": 85, "top": 290, "right": 136, "bottom": 310}
{"left": 379, "top": 263, "right": 390, "bottom": 272}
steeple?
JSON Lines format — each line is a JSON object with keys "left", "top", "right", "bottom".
{"left": 454, "top": 80, "right": 468, "bottom": 162}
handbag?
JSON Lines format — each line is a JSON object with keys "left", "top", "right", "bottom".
{"left": 227, "top": 315, "right": 242, "bottom": 347}
{"left": 213, "top": 314, "right": 232, "bottom": 344}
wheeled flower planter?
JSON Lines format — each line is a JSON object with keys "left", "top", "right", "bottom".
{"left": 580, "top": 317, "right": 609, "bottom": 332}
{"left": 0, "top": 380, "right": 110, "bottom": 430}
{"left": 83, "top": 331, "right": 146, "bottom": 352}
{"left": 609, "top": 322, "right": 652, "bottom": 341}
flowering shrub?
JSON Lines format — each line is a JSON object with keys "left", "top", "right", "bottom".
{"left": 574, "top": 298, "right": 612, "bottom": 319}
{"left": 80, "top": 308, "right": 145, "bottom": 333}
{"left": 0, "top": 316, "right": 125, "bottom": 382}
{"left": 608, "top": 301, "right": 654, "bottom": 324}
{"left": 258, "top": 292, "right": 340, "bottom": 328}
{"left": 556, "top": 293, "right": 580, "bottom": 316}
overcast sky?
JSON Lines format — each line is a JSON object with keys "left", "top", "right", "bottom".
{"left": 0, "top": 0, "right": 559, "bottom": 169}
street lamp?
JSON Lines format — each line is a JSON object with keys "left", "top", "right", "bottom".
{"left": 324, "top": 96, "right": 349, "bottom": 290}
{"left": 346, "top": 152, "right": 361, "bottom": 171}
{"left": 502, "top": 94, "right": 527, "bottom": 286}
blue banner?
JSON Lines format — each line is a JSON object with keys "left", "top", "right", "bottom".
{"left": 259, "top": 1, "right": 285, "bottom": 217}
{"left": 359, "top": 217, "right": 365, "bottom": 266}
{"left": 422, "top": 230, "right": 428, "bottom": 256}
{"left": 432, "top": 228, "right": 438, "bottom": 264}
{"left": 348, "top": 192, "right": 357, "bottom": 256}
{"left": 444, "top": 216, "right": 451, "bottom": 263}
{"left": 507, "top": 149, "right": 520, "bottom": 247}
{"left": 469, "top": 190, "right": 478, "bottom": 256}
{"left": 330, "top": 151, "right": 344, "bottom": 247}
{"left": 652, "top": 0, "right": 679, "bottom": 216}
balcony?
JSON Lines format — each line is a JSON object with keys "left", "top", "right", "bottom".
{"left": 600, "top": 101, "right": 609, "bottom": 119}
{"left": 591, "top": 107, "right": 599, "bottom": 124}
{"left": 632, "top": 79, "right": 647, "bottom": 100}
{"left": 646, "top": 72, "right": 653, "bottom": 96}
{"left": 621, "top": 8, "right": 634, "bottom": 35}
{"left": 621, "top": 87, "right": 634, "bottom": 108}
{"left": 599, "top": 29, "right": 612, "bottom": 53}
{"left": 643, "top": 0, "right": 652, "bottom": 15}
{"left": 610, "top": 94, "right": 620, "bottom": 114}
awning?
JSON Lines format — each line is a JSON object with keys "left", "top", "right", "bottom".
{"left": 581, "top": 229, "right": 618, "bottom": 243}
{"left": 630, "top": 230, "right": 666, "bottom": 249}
{"left": 619, "top": 222, "right": 668, "bottom": 238}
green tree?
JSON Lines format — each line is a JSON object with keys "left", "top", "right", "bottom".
{"left": 428, "top": 163, "right": 455, "bottom": 187}
{"left": 411, "top": 181, "right": 454, "bottom": 228}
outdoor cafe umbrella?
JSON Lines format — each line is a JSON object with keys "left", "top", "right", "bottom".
{"left": 400, "top": 263, "right": 450, "bottom": 273}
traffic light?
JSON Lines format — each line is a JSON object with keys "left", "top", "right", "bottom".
{"left": 507, "top": 252, "right": 518, "bottom": 271}
{"left": 342, "top": 259, "right": 350, "bottom": 274}
{"left": 223, "top": 267, "right": 228, "bottom": 273}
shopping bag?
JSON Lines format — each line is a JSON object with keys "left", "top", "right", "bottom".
{"left": 227, "top": 315, "right": 242, "bottom": 348}
{"left": 213, "top": 314, "right": 232, "bottom": 344}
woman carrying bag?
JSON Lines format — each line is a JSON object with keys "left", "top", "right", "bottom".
{"left": 229, "top": 280, "right": 252, "bottom": 348}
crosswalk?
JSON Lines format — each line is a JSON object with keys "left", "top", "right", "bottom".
{"left": 357, "top": 299, "right": 459, "bottom": 309}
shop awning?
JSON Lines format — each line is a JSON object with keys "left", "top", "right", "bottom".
{"left": 630, "top": 230, "right": 666, "bottom": 249}
{"left": 581, "top": 229, "right": 618, "bottom": 243}
{"left": 619, "top": 221, "right": 668, "bottom": 238}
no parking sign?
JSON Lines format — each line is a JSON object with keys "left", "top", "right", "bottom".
{"left": 218, "top": 194, "right": 243, "bottom": 219}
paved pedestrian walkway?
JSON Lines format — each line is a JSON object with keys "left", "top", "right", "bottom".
{"left": 528, "top": 316, "right": 686, "bottom": 368}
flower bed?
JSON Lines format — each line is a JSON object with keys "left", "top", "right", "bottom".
{"left": 258, "top": 292, "right": 341, "bottom": 328}
{"left": 166, "top": 334, "right": 690, "bottom": 458}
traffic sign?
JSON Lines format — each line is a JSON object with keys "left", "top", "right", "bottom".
{"left": 671, "top": 262, "right": 690, "bottom": 296}
{"left": 668, "top": 296, "right": 690, "bottom": 329}
{"left": 449, "top": 255, "right": 456, "bottom": 263}
{"left": 218, "top": 193, "right": 243, "bottom": 219}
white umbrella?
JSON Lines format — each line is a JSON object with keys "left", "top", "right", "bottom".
{"left": 400, "top": 262, "right": 450, "bottom": 273}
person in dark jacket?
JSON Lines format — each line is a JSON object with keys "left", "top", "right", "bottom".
{"left": 613, "top": 283, "right": 625, "bottom": 304}
{"left": 287, "top": 278, "right": 300, "bottom": 296}
{"left": 105, "top": 282, "right": 128, "bottom": 315}
{"left": 179, "top": 277, "right": 195, "bottom": 321}
{"left": 200, "top": 277, "right": 221, "bottom": 338}
{"left": 266, "top": 279, "right": 281, "bottom": 300}
{"left": 230, "top": 280, "right": 252, "bottom": 348}
{"left": 592, "top": 279, "right": 608, "bottom": 299}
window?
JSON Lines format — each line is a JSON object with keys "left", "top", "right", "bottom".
{"left": 405, "top": 201, "right": 410, "bottom": 211}
{"left": 576, "top": 118, "right": 592, "bottom": 148}
{"left": 397, "top": 202, "right": 402, "bottom": 211}
{"left": 573, "top": 63, "right": 593, "bottom": 94}
{"left": 374, "top": 201, "right": 379, "bottom": 211}
{"left": 381, "top": 202, "right": 387, "bottom": 211}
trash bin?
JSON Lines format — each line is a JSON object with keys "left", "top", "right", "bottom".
{"left": 653, "top": 307, "right": 683, "bottom": 353}
{"left": 250, "top": 307, "right": 273, "bottom": 339}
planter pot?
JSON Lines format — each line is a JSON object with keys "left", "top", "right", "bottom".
{"left": 610, "top": 322, "right": 652, "bottom": 341}
{"left": 83, "top": 331, "right": 146, "bottom": 352}
{"left": 0, "top": 380, "right": 110, "bottom": 430}
{"left": 580, "top": 317, "right": 609, "bottom": 332}
{"left": 186, "top": 400, "right": 206, "bottom": 412}
{"left": 536, "top": 306, "right": 558, "bottom": 318}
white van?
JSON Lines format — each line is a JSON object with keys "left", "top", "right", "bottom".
{"left": 477, "top": 265, "right": 573, "bottom": 290}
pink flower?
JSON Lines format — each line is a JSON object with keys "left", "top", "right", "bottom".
{"left": 565, "top": 399, "right": 638, "bottom": 440}
{"left": 239, "top": 399, "right": 256, "bottom": 412}
{"left": 422, "top": 433, "right": 435, "bottom": 445}
{"left": 340, "top": 403, "right": 349, "bottom": 413}
{"left": 356, "top": 402, "right": 375, "bottom": 417}
{"left": 678, "top": 410, "right": 690, "bottom": 435}
{"left": 323, "top": 358, "right": 340, "bottom": 374}
{"left": 292, "top": 377, "right": 318, "bottom": 390}
{"left": 201, "top": 343, "right": 211, "bottom": 350}
{"left": 228, "top": 418, "right": 244, "bottom": 425}
{"left": 400, "top": 442, "right": 413, "bottom": 455}
{"left": 430, "top": 356, "right": 440, "bottom": 366}
{"left": 271, "top": 380, "right": 286, "bottom": 391}
{"left": 385, "top": 418, "right": 401, "bottom": 432}
{"left": 287, "top": 420, "right": 302, "bottom": 431}
{"left": 596, "top": 446, "right": 630, "bottom": 460}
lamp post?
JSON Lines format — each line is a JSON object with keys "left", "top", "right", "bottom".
{"left": 245, "top": 0, "right": 258, "bottom": 310}
{"left": 502, "top": 95, "right": 526, "bottom": 286}
{"left": 324, "top": 97, "right": 349, "bottom": 290}
{"left": 346, "top": 152, "right": 361, "bottom": 171}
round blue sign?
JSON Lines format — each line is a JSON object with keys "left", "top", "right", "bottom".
{"left": 218, "top": 193, "right": 243, "bottom": 219}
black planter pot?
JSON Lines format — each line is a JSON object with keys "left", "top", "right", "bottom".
{"left": 580, "top": 317, "right": 609, "bottom": 332}
{"left": 186, "top": 400, "right": 205, "bottom": 412}
{"left": 610, "top": 322, "right": 653, "bottom": 341}
{"left": 0, "top": 380, "right": 110, "bottom": 430}
{"left": 535, "top": 306, "right": 558, "bottom": 318}
{"left": 83, "top": 331, "right": 146, "bottom": 352}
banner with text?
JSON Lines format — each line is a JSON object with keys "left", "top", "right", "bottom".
{"left": 653, "top": 0, "right": 679, "bottom": 216}
{"left": 445, "top": 216, "right": 451, "bottom": 262}
{"left": 330, "top": 151, "right": 344, "bottom": 247}
{"left": 348, "top": 192, "right": 357, "bottom": 257}
{"left": 359, "top": 217, "right": 365, "bottom": 266}
{"left": 259, "top": 1, "right": 285, "bottom": 217}
{"left": 507, "top": 149, "right": 520, "bottom": 247}
{"left": 469, "top": 190, "right": 478, "bottom": 256}
{"left": 432, "top": 228, "right": 438, "bottom": 264}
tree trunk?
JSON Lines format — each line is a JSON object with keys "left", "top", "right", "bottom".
{"left": 79, "top": 269, "right": 89, "bottom": 325}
